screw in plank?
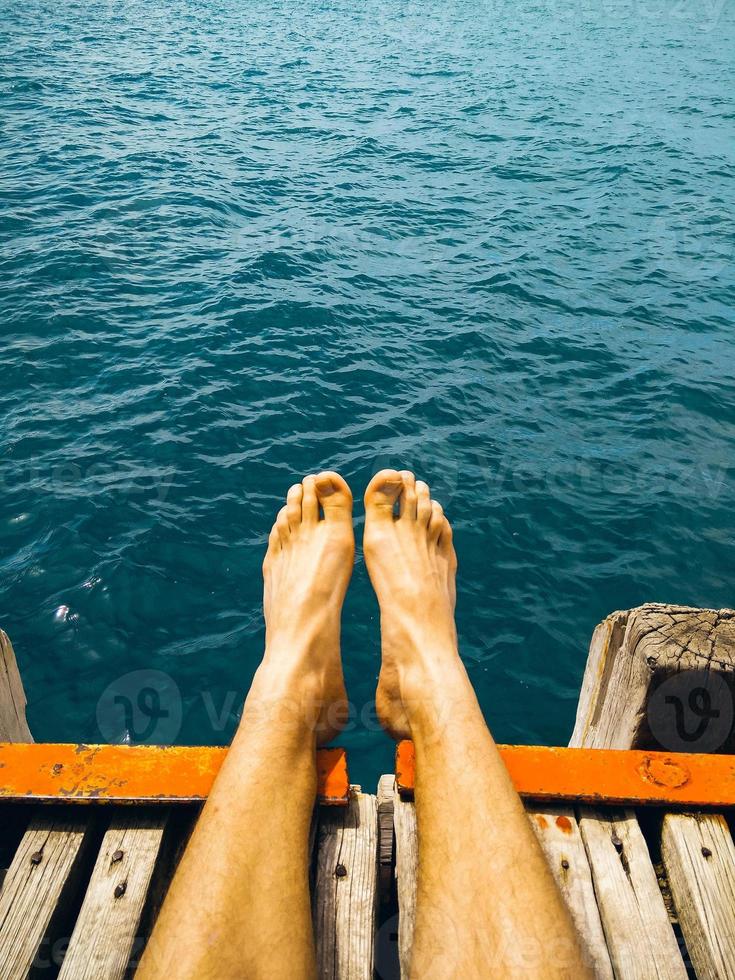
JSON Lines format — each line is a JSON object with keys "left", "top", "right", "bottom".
{"left": 30, "top": 851, "right": 43, "bottom": 866}
{"left": 114, "top": 881, "right": 127, "bottom": 899}
{"left": 561, "top": 859, "right": 570, "bottom": 870}
{"left": 701, "top": 847, "right": 712, "bottom": 858}
{"left": 112, "top": 850, "right": 124, "bottom": 864}
{"left": 335, "top": 864, "right": 347, "bottom": 878}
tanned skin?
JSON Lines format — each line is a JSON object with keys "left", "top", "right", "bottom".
{"left": 138, "top": 470, "right": 589, "bottom": 980}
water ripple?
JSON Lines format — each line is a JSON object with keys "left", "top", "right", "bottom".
{"left": 1, "top": 0, "right": 734, "bottom": 782}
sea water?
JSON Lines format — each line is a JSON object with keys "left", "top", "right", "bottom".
{"left": 1, "top": 0, "right": 733, "bottom": 785}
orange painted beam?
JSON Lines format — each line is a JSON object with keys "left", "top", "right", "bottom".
{"left": 0, "top": 743, "right": 349, "bottom": 806}
{"left": 3, "top": 741, "right": 733, "bottom": 809}
{"left": 395, "top": 740, "right": 735, "bottom": 808}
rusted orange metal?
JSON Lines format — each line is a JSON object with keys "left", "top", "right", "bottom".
{"left": 395, "top": 739, "right": 415, "bottom": 795}
{"left": 3, "top": 741, "right": 733, "bottom": 809}
{"left": 0, "top": 743, "right": 349, "bottom": 806}
{"left": 395, "top": 740, "right": 735, "bottom": 808}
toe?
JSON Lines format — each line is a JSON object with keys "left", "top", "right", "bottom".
{"left": 263, "top": 523, "right": 280, "bottom": 570}
{"left": 276, "top": 505, "right": 290, "bottom": 544}
{"left": 315, "top": 471, "right": 353, "bottom": 523}
{"left": 364, "top": 469, "right": 403, "bottom": 520}
{"left": 428, "top": 500, "right": 444, "bottom": 542}
{"left": 286, "top": 483, "right": 303, "bottom": 531}
{"left": 416, "top": 480, "right": 431, "bottom": 525}
{"left": 438, "top": 515, "right": 455, "bottom": 561}
{"left": 302, "top": 475, "right": 318, "bottom": 524}
{"left": 398, "top": 470, "right": 417, "bottom": 520}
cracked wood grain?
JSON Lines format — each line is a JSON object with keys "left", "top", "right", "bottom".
{"left": 578, "top": 808, "right": 687, "bottom": 980}
{"left": 570, "top": 603, "right": 735, "bottom": 750}
{"left": 312, "top": 791, "right": 378, "bottom": 980}
{"left": 0, "top": 630, "right": 32, "bottom": 743}
{"left": 661, "top": 812, "right": 735, "bottom": 980}
{"left": 571, "top": 603, "right": 735, "bottom": 978}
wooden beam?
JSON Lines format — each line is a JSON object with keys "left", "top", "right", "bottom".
{"left": 0, "top": 812, "right": 95, "bottom": 980}
{"left": 312, "top": 791, "right": 379, "bottom": 979}
{"left": 570, "top": 603, "right": 735, "bottom": 979}
{"left": 392, "top": 784, "right": 418, "bottom": 978}
{"left": 376, "top": 774, "right": 395, "bottom": 905}
{"left": 58, "top": 809, "right": 169, "bottom": 980}
{"left": 527, "top": 805, "right": 614, "bottom": 979}
{"left": 0, "top": 631, "right": 32, "bottom": 743}
{"left": 661, "top": 812, "right": 735, "bottom": 980}
{"left": 0, "top": 743, "right": 350, "bottom": 806}
{"left": 571, "top": 603, "right": 735, "bottom": 750}
{"left": 578, "top": 808, "right": 687, "bottom": 979}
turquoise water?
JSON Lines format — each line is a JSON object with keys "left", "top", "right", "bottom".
{"left": 1, "top": 0, "right": 733, "bottom": 787}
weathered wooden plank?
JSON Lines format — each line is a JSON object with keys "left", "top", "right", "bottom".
{"left": 528, "top": 806, "right": 614, "bottom": 979}
{"left": 58, "top": 809, "right": 169, "bottom": 980}
{"left": 0, "top": 812, "right": 95, "bottom": 979}
{"left": 392, "top": 786, "right": 417, "bottom": 979}
{"left": 571, "top": 604, "right": 735, "bottom": 976}
{"left": 0, "top": 630, "right": 32, "bottom": 743}
{"left": 376, "top": 775, "right": 394, "bottom": 905}
{"left": 131, "top": 805, "right": 201, "bottom": 971}
{"left": 578, "top": 807, "right": 687, "bottom": 980}
{"left": 571, "top": 604, "right": 735, "bottom": 751}
{"left": 0, "top": 805, "right": 34, "bottom": 893}
{"left": 661, "top": 811, "right": 735, "bottom": 980}
{"left": 313, "top": 790, "right": 378, "bottom": 980}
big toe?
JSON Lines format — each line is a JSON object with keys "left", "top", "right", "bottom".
{"left": 364, "top": 469, "right": 403, "bottom": 519}
{"left": 315, "top": 471, "right": 353, "bottom": 523}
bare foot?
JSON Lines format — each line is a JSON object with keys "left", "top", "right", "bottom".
{"left": 260, "top": 472, "right": 354, "bottom": 744}
{"left": 363, "top": 469, "right": 462, "bottom": 739}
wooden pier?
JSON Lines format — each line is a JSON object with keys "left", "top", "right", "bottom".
{"left": 1, "top": 603, "right": 734, "bottom": 978}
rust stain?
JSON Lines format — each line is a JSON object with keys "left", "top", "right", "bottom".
{"left": 396, "top": 741, "right": 734, "bottom": 807}
{"left": 638, "top": 756, "right": 690, "bottom": 790}
{"left": 535, "top": 815, "right": 548, "bottom": 829}
{"left": 1, "top": 742, "right": 733, "bottom": 808}
{"left": 555, "top": 815, "right": 573, "bottom": 834}
{"left": 0, "top": 743, "right": 349, "bottom": 805}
